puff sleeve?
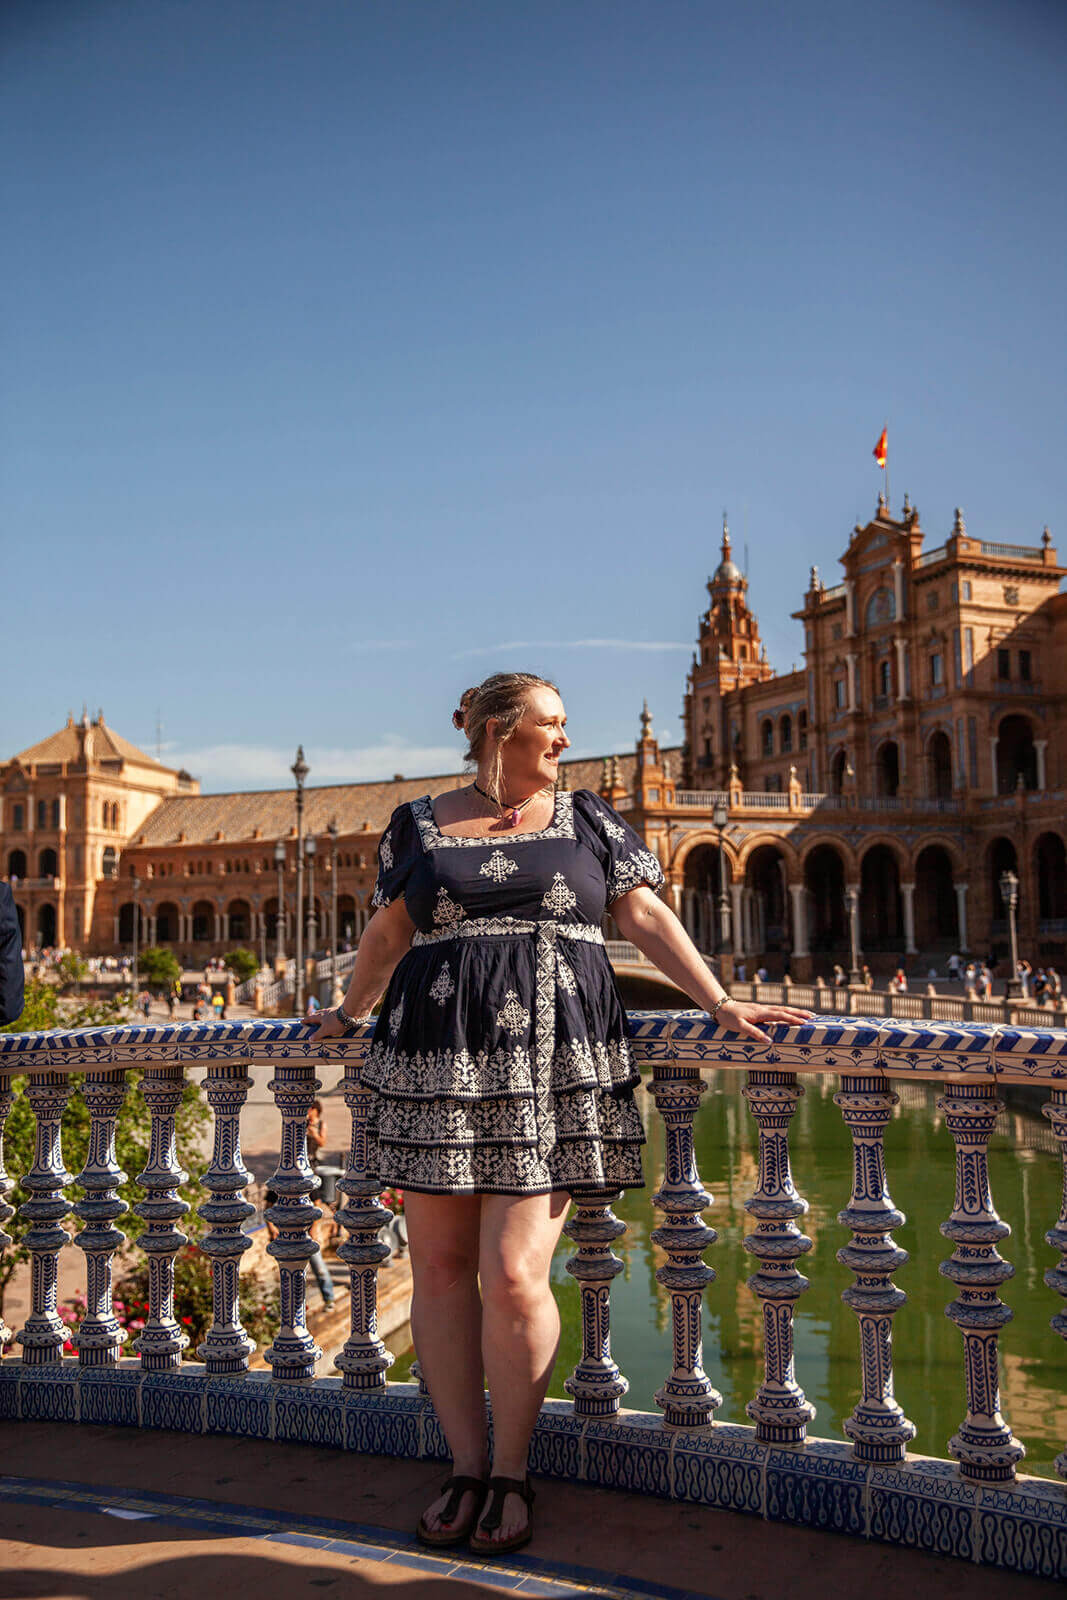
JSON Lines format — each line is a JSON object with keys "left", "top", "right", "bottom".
{"left": 574, "top": 790, "right": 666, "bottom": 905}
{"left": 370, "top": 802, "right": 421, "bottom": 909}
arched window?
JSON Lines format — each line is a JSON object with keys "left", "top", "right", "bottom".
{"left": 779, "top": 715, "right": 792, "bottom": 753}
{"left": 761, "top": 719, "right": 774, "bottom": 757}
{"left": 7, "top": 849, "right": 27, "bottom": 879}
{"left": 798, "top": 709, "right": 808, "bottom": 751}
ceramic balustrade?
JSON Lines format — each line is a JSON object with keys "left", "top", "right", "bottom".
{"left": 1, "top": 1014, "right": 1066, "bottom": 1581}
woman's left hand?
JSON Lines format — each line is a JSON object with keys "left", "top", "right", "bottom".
{"left": 713, "top": 999, "right": 815, "bottom": 1045}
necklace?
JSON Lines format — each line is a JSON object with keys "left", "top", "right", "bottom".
{"left": 472, "top": 781, "right": 546, "bottom": 829}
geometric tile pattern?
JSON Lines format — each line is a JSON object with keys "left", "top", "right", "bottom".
{"left": 2, "top": 1362, "right": 1066, "bottom": 1578}
{"left": 3, "top": 1010, "right": 1066, "bottom": 1086}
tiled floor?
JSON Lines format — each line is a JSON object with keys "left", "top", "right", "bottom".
{"left": 0, "top": 1422, "right": 1052, "bottom": 1599}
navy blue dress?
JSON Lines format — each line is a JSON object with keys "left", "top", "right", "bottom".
{"left": 362, "top": 788, "right": 665, "bottom": 1196}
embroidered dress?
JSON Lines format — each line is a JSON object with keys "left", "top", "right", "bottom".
{"left": 362, "top": 788, "right": 665, "bottom": 1195}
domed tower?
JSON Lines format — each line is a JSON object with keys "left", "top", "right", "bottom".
{"left": 683, "top": 514, "right": 774, "bottom": 787}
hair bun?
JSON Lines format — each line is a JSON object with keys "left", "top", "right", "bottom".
{"left": 452, "top": 708, "right": 466, "bottom": 730}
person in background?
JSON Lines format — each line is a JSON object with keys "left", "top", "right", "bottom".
{"left": 211, "top": 991, "right": 224, "bottom": 1019}
{"left": 861, "top": 964, "right": 873, "bottom": 990}
{"left": 307, "top": 1099, "right": 327, "bottom": 1169}
{"left": 263, "top": 1186, "right": 335, "bottom": 1309}
{"left": 1017, "top": 958, "right": 1032, "bottom": 999}
{"left": 0, "top": 882, "right": 25, "bottom": 1026}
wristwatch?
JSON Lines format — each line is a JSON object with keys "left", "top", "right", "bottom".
{"left": 336, "top": 1001, "right": 366, "bottom": 1034}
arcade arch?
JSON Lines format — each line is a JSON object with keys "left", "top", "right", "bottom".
{"left": 802, "top": 844, "right": 847, "bottom": 957}
{"left": 914, "top": 845, "right": 957, "bottom": 946}
{"left": 7, "top": 849, "right": 27, "bottom": 880}
{"left": 154, "top": 902, "right": 180, "bottom": 943}
{"left": 36, "top": 904, "right": 56, "bottom": 947}
{"left": 987, "top": 837, "right": 1018, "bottom": 928}
{"left": 226, "top": 899, "right": 251, "bottom": 942}
{"left": 191, "top": 901, "right": 215, "bottom": 943}
{"left": 874, "top": 741, "right": 899, "bottom": 798}
{"left": 38, "top": 848, "right": 58, "bottom": 879}
{"left": 741, "top": 842, "right": 789, "bottom": 958}
{"left": 681, "top": 841, "right": 732, "bottom": 954}
{"left": 1035, "top": 833, "right": 1067, "bottom": 927}
{"left": 859, "top": 843, "right": 903, "bottom": 950}
{"left": 996, "top": 715, "right": 1037, "bottom": 794}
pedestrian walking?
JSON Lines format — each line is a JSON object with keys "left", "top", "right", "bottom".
{"left": 303, "top": 671, "right": 812, "bottom": 1555}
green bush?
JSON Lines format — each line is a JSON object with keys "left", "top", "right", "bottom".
{"left": 137, "top": 946, "right": 182, "bottom": 991}
{"left": 224, "top": 948, "right": 259, "bottom": 984}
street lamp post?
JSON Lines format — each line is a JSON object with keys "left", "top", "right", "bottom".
{"left": 131, "top": 875, "right": 141, "bottom": 1002}
{"left": 291, "top": 746, "right": 308, "bottom": 1015}
{"left": 273, "top": 840, "right": 287, "bottom": 970}
{"left": 845, "top": 885, "right": 861, "bottom": 986}
{"left": 328, "top": 817, "right": 341, "bottom": 1004}
{"left": 306, "top": 833, "right": 318, "bottom": 967}
{"left": 999, "top": 869, "right": 1023, "bottom": 999}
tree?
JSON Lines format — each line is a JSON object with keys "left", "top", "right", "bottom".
{"left": 55, "top": 952, "right": 89, "bottom": 992}
{"left": 225, "top": 947, "right": 259, "bottom": 983}
{"left": 136, "top": 945, "right": 181, "bottom": 991}
{"left": 0, "top": 980, "right": 210, "bottom": 1319}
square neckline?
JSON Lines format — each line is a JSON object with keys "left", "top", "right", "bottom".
{"left": 414, "top": 789, "right": 574, "bottom": 848}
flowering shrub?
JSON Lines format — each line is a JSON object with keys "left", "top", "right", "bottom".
{"left": 380, "top": 1188, "right": 405, "bottom": 1213}
{"left": 58, "top": 1247, "right": 280, "bottom": 1359}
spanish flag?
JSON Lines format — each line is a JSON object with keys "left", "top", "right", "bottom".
{"left": 873, "top": 427, "right": 888, "bottom": 469}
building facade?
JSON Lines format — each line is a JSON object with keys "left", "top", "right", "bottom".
{"left": 3, "top": 497, "right": 1065, "bottom": 980}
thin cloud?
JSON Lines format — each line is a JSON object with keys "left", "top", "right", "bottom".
{"left": 167, "top": 740, "right": 462, "bottom": 789}
{"left": 452, "top": 638, "right": 689, "bottom": 659}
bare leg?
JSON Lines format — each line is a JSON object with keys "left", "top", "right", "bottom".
{"left": 405, "top": 1192, "right": 487, "bottom": 1534}
{"left": 478, "top": 1190, "right": 571, "bottom": 1544}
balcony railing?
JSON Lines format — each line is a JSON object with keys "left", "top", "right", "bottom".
{"left": 671, "top": 790, "right": 964, "bottom": 816}
{"left": 979, "top": 540, "right": 1046, "bottom": 563}
{"left": 0, "top": 1014, "right": 1065, "bottom": 1579}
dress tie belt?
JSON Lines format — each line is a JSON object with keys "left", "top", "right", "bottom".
{"left": 410, "top": 916, "right": 603, "bottom": 1164}
{"left": 411, "top": 917, "right": 604, "bottom": 946}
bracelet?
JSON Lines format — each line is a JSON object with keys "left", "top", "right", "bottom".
{"left": 708, "top": 994, "right": 730, "bottom": 1022}
{"left": 336, "top": 1001, "right": 370, "bottom": 1034}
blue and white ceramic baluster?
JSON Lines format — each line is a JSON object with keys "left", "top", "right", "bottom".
{"left": 742, "top": 1069, "right": 815, "bottom": 1443}
{"left": 563, "top": 1190, "right": 629, "bottom": 1416}
{"left": 197, "top": 1063, "right": 256, "bottom": 1373}
{"left": 1040, "top": 1086, "right": 1067, "bottom": 1482}
{"left": 834, "top": 1073, "right": 915, "bottom": 1463}
{"left": 133, "top": 1066, "right": 190, "bottom": 1370}
{"left": 264, "top": 1061, "right": 323, "bottom": 1380}
{"left": 335, "top": 1058, "right": 393, "bottom": 1391}
{"left": 938, "top": 1081, "right": 1025, "bottom": 1483}
{"left": 72, "top": 1069, "right": 129, "bottom": 1366}
{"left": 648, "top": 1054, "right": 721, "bottom": 1428}
{"left": 0, "top": 1072, "right": 15, "bottom": 1351}
{"left": 17, "top": 1071, "right": 73, "bottom": 1365}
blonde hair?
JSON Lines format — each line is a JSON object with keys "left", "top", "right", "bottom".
{"left": 452, "top": 672, "right": 560, "bottom": 806}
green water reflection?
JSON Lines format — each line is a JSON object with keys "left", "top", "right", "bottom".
{"left": 390, "top": 1070, "right": 1067, "bottom": 1480}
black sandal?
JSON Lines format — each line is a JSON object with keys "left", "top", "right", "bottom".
{"left": 415, "top": 1474, "right": 488, "bottom": 1548}
{"left": 469, "top": 1475, "right": 536, "bottom": 1556}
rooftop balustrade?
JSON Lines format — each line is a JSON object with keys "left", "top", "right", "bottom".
{"left": 0, "top": 1013, "right": 1065, "bottom": 1580}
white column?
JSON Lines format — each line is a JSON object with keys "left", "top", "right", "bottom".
{"left": 222, "top": 913, "right": 230, "bottom": 943}
{"left": 894, "top": 636, "right": 907, "bottom": 702}
{"left": 789, "top": 884, "right": 809, "bottom": 958}
{"left": 214, "top": 912, "right": 222, "bottom": 942}
{"left": 1035, "top": 740, "right": 1048, "bottom": 791}
{"left": 846, "top": 653, "right": 858, "bottom": 712}
{"left": 148, "top": 915, "right": 157, "bottom": 945}
{"left": 893, "top": 558, "right": 904, "bottom": 619}
{"left": 112, "top": 915, "right": 119, "bottom": 944}
{"left": 900, "top": 883, "right": 917, "bottom": 956}
{"left": 989, "top": 737, "right": 999, "bottom": 796}
{"left": 670, "top": 882, "right": 682, "bottom": 918}
{"left": 731, "top": 883, "right": 745, "bottom": 955}
{"left": 955, "top": 882, "right": 970, "bottom": 953}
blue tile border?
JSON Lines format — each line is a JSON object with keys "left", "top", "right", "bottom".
{"left": 1, "top": 1363, "right": 1065, "bottom": 1579}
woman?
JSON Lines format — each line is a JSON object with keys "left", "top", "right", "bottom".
{"left": 305, "top": 672, "right": 812, "bottom": 1555}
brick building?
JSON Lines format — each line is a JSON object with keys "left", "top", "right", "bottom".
{"left": 3, "top": 496, "right": 1065, "bottom": 980}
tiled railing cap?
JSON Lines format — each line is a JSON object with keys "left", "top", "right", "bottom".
{"left": 1, "top": 1012, "right": 1065, "bottom": 1084}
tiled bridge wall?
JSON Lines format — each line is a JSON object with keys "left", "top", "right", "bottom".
{"left": 0, "top": 1014, "right": 1065, "bottom": 1580}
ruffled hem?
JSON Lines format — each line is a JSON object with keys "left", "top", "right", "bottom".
{"left": 367, "top": 1120, "right": 646, "bottom": 1196}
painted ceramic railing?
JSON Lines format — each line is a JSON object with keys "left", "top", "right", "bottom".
{"left": 1, "top": 1013, "right": 1065, "bottom": 1579}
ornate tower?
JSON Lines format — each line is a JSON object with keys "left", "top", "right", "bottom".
{"left": 684, "top": 516, "right": 774, "bottom": 786}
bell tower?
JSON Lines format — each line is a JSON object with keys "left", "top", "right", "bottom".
{"left": 683, "top": 515, "right": 774, "bottom": 786}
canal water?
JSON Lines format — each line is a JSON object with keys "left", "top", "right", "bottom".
{"left": 389, "top": 1069, "right": 1067, "bottom": 1480}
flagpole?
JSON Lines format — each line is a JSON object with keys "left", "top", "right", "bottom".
{"left": 883, "top": 418, "right": 890, "bottom": 515}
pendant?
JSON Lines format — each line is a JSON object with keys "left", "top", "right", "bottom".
{"left": 507, "top": 808, "right": 521, "bottom": 826}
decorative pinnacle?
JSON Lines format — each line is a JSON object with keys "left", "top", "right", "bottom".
{"left": 953, "top": 507, "right": 966, "bottom": 536}
{"left": 902, "top": 493, "right": 912, "bottom": 516}
{"left": 809, "top": 565, "right": 819, "bottom": 591}
{"left": 640, "top": 699, "right": 653, "bottom": 740}
{"left": 721, "top": 511, "right": 731, "bottom": 560}
{"left": 1042, "top": 525, "right": 1052, "bottom": 547}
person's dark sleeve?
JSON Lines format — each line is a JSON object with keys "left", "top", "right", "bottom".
{"left": 0, "top": 885, "right": 25, "bottom": 1026}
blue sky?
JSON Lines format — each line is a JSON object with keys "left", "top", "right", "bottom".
{"left": 4, "top": 0, "right": 1064, "bottom": 791}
